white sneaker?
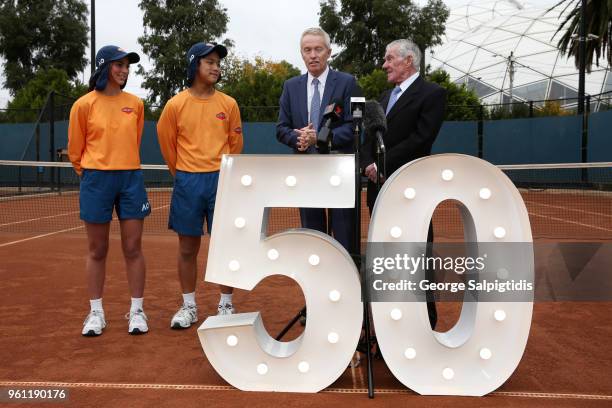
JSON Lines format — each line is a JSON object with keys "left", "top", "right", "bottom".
{"left": 126, "top": 309, "right": 149, "bottom": 335}
{"left": 171, "top": 304, "right": 198, "bottom": 329}
{"left": 82, "top": 310, "right": 106, "bottom": 337}
{"left": 217, "top": 303, "right": 235, "bottom": 316}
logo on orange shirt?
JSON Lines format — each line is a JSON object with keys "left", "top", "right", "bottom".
{"left": 121, "top": 107, "right": 134, "bottom": 114}
{"left": 216, "top": 112, "right": 226, "bottom": 120}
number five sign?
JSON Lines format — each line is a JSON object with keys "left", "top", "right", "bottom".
{"left": 197, "top": 154, "right": 533, "bottom": 396}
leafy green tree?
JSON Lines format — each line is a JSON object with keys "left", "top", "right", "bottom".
{"left": 358, "top": 69, "right": 393, "bottom": 99}
{"left": 219, "top": 56, "right": 300, "bottom": 122}
{"left": 4, "top": 68, "right": 87, "bottom": 122}
{"left": 0, "top": 0, "right": 88, "bottom": 95}
{"left": 137, "top": 0, "right": 232, "bottom": 107}
{"left": 319, "top": 0, "right": 449, "bottom": 76}
{"left": 426, "top": 69, "right": 481, "bottom": 121}
{"left": 552, "top": 0, "right": 611, "bottom": 71}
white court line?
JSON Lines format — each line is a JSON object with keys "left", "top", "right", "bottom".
{"left": 0, "top": 205, "right": 169, "bottom": 248}
{"left": 0, "top": 211, "right": 80, "bottom": 227}
{"left": 0, "top": 381, "right": 610, "bottom": 400}
{"left": 525, "top": 200, "right": 612, "bottom": 219}
{"left": 528, "top": 212, "right": 612, "bottom": 233}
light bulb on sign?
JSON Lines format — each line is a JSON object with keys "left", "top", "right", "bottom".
{"left": 390, "top": 308, "right": 403, "bottom": 321}
{"left": 442, "top": 368, "right": 454, "bottom": 380}
{"left": 390, "top": 226, "right": 402, "bottom": 238}
{"left": 226, "top": 335, "right": 238, "bottom": 347}
{"left": 234, "top": 217, "right": 246, "bottom": 229}
{"left": 285, "top": 175, "right": 297, "bottom": 187}
{"left": 327, "top": 332, "right": 339, "bottom": 344}
{"left": 441, "top": 169, "right": 454, "bottom": 181}
{"left": 228, "top": 260, "right": 240, "bottom": 272}
{"left": 404, "top": 348, "right": 416, "bottom": 360}
{"left": 308, "top": 254, "right": 320, "bottom": 266}
{"left": 328, "top": 290, "right": 341, "bottom": 302}
{"left": 494, "top": 227, "right": 506, "bottom": 239}
{"left": 494, "top": 310, "right": 507, "bottom": 322}
{"left": 298, "top": 361, "right": 310, "bottom": 373}
{"left": 479, "top": 188, "right": 491, "bottom": 200}
{"left": 256, "top": 363, "right": 268, "bottom": 375}
{"left": 404, "top": 188, "right": 416, "bottom": 199}
{"left": 240, "top": 175, "right": 252, "bottom": 186}
{"left": 480, "top": 348, "right": 492, "bottom": 360}
{"left": 267, "top": 249, "right": 279, "bottom": 261}
{"left": 329, "top": 175, "right": 341, "bottom": 186}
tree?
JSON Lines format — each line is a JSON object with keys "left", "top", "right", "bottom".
{"left": 552, "top": 0, "right": 612, "bottom": 71}
{"left": 219, "top": 55, "right": 300, "bottom": 122}
{"left": 357, "top": 69, "right": 393, "bottom": 100}
{"left": 426, "top": 69, "right": 481, "bottom": 121}
{"left": 137, "top": 0, "right": 232, "bottom": 107}
{"left": 4, "top": 68, "right": 87, "bottom": 122}
{"left": 319, "top": 0, "right": 449, "bottom": 76}
{"left": 0, "top": 0, "right": 88, "bottom": 95}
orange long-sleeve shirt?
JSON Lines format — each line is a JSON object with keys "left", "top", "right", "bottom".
{"left": 68, "top": 91, "right": 144, "bottom": 175}
{"left": 156, "top": 89, "right": 243, "bottom": 175}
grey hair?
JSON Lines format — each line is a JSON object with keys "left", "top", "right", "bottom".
{"left": 300, "top": 27, "right": 331, "bottom": 49}
{"left": 387, "top": 39, "right": 421, "bottom": 71}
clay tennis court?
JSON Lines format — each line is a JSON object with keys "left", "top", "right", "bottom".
{"left": 1, "top": 173, "right": 611, "bottom": 407}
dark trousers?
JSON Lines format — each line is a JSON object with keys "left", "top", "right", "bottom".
{"left": 299, "top": 207, "right": 355, "bottom": 254}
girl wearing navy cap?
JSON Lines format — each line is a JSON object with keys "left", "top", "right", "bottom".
{"left": 68, "top": 45, "right": 150, "bottom": 336}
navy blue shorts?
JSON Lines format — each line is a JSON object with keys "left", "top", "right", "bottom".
{"left": 169, "top": 170, "right": 219, "bottom": 236}
{"left": 79, "top": 169, "right": 151, "bottom": 224}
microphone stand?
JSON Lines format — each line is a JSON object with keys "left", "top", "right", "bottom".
{"left": 352, "top": 110, "right": 375, "bottom": 399}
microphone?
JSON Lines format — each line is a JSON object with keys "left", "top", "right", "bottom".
{"left": 364, "top": 100, "right": 387, "bottom": 154}
{"left": 317, "top": 98, "right": 343, "bottom": 153}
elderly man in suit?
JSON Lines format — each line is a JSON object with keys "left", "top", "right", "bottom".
{"left": 361, "top": 38, "right": 446, "bottom": 328}
{"left": 277, "top": 27, "right": 358, "bottom": 253}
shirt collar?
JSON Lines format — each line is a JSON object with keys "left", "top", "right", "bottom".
{"left": 308, "top": 65, "right": 330, "bottom": 87}
{"left": 397, "top": 71, "right": 420, "bottom": 93}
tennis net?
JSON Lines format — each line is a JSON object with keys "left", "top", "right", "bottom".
{"left": 1, "top": 160, "right": 610, "bottom": 240}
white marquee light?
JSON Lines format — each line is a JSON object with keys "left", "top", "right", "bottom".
{"left": 327, "top": 332, "right": 339, "bottom": 344}
{"left": 442, "top": 368, "right": 455, "bottom": 380}
{"left": 285, "top": 175, "right": 297, "bottom": 187}
{"left": 404, "top": 187, "right": 416, "bottom": 199}
{"left": 226, "top": 335, "right": 238, "bottom": 347}
{"left": 479, "top": 188, "right": 492, "bottom": 200}
{"left": 241, "top": 175, "right": 252, "bottom": 186}
{"left": 257, "top": 363, "right": 268, "bottom": 375}
{"left": 441, "top": 169, "right": 454, "bottom": 181}
{"left": 404, "top": 348, "right": 417, "bottom": 360}
{"left": 494, "top": 226, "right": 507, "bottom": 239}
{"left": 329, "top": 175, "right": 341, "bottom": 186}
{"left": 234, "top": 217, "right": 246, "bottom": 229}
{"left": 369, "top": 154, "right": 533, "bottom": 396}
{"left": 298, "top": 361, "right": 310, "bottom": 373}
{"left": 494, "top": 310, "right": 507, "bottom": 322}
{"left": 308, "top": 254, "right": 320, "bottom": 266}
{"left": 480, "top": 348, "right": 492, "bottom": 360}
{"left": 228, "top": 260, "right": 240, "bottom": 272}
{"left": 267, "top": 249, "right": 279, "bottom": 261}
{"left": 199, "top": 155, "right": 362, "bottom": 393}
{"left": 328, "top": 290, "right": 341, "bottom": 302}
{"left": 390, "top": 308, "right": 403, "bottom": 321}
{"left": 390, "top": 226, "right": 402, "bottom": 238}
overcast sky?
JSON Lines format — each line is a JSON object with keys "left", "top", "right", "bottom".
{"left": 0, "top": 0, "right": 540, "bottom": 107}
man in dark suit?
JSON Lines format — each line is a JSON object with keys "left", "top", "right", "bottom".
{"left": 277, "top": 27, "right": 358, "bottom": 253}
{"left": 361, "top": 39, "right": 446, "bottom": 328}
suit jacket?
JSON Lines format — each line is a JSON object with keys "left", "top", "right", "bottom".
{"left": 361, "top": 75, "right": 447, "bottom": 208}
{"left": 276, "top": 69, "right": 358, "bottom": 154}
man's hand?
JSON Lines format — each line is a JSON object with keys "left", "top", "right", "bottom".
{"left": 365, "top": 163, "right": 384, "bottom": 183}
{"left": 295, "top": 123, "right": 317, "bottom": 151}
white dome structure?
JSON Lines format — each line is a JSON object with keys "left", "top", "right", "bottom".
{"left": 431, "top": 0, "right": 612, "bottom": 109}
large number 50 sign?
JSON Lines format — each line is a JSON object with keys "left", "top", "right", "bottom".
{"left": 198, "top": 154, "right": 533, "bottom": 396}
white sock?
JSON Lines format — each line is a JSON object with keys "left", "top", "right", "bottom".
{"left": 219, "top": 293, "right": 233, "bottom": 306}
{"left": 182, "top": 292, "right": 196, "bottom": 307}
{"left": 90, "top": 298, "right": 103, "bottom": 313}
{"left": 131, "top": 297, "right": 144, "bottom": 313}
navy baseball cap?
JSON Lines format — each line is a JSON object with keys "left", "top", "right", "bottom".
{"left": 186, "top": 42, "right": 228, "bottom": 86}
{"left": 91, "top": 45, "right": 140, "bottom": 91}
{"left": 95, "top": 45, "right": 140, "bottom": 70}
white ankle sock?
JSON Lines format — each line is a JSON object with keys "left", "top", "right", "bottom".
{"left": 182, "top": 292, "right": 196, "bottom": 307}
{"left": 90, "top": 298, "right": 103, "bottom": 313}
{"left": 130, "top": 297, "right": 144, "bottom": 312}
{"left": 219, "top": 293, "right": 233, "bottom": 306}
